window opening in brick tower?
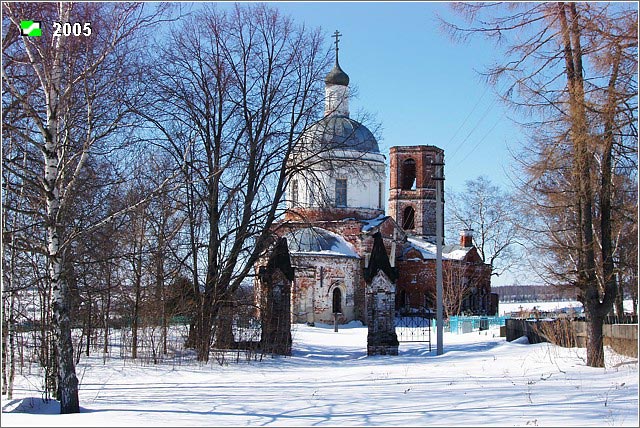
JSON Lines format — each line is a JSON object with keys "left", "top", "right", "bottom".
{"left": 335, "top": 178, "right": 347, "bottom": 207}
{"left": 402, "top": 206, "right": 415, "bottom": 230}
{"left": 402, "top": 158, "right": 416, "bottom": 190}
{"left": 332, "top": 287, "right": 342, "bottom": 313}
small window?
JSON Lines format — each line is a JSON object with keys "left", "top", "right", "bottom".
{"left": 378, "top": 182, "right": 384, "bottom": 209}
{"left": 402, "top": 206, "right": 415, "bottom": 230}
{"left": 335, "top": 178, "right": 347, "bottom": 207}
{"left": 291, "top": 180, "right": 298, "bottom": 206}
{"left": 332, "top": 288, "right": 342, "bottom": 313}
{"left": 401, "top": 159, "right": 416, "bottom": 190}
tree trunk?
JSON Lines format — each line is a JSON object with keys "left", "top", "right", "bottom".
{"left": 600, "top": 46, "right": 622, "bottom": 321}
{"left": 132, "top": 271, "right": 141, "bottom": 360}
{"left": 215, "top": 303, "right": 236, "bottom": 349}
{"left": 183, "top": 152, "right": 201, "bottom": 351}
{"left": 84, "top": 295, "right": 92, "bottom": 357}
{"left": 586, "top": 309, "right": 605, "bottom": 367}
{"left": 155, "top": 246, "right": 168, "bottom": 355}
{"left": 614, "top": 281, "right": 624, "bottom": 317}
{"left": 46, "top": 96, "right": 80, "bottom": 415}
{"left": 40, "top": 286, "right": 55, "bottom": 399}
{"left": 195, "top": 289, "right": 218, "bottom": 362}
{"left": 50, "top": 255, "right": 80, "bottom": 413}
{"left": 559, "top": 2, "right": 606, "bottom": 368}
{"left": 3, "top": 287, "right": 16, "bottom": 399}
{"left": 102, "top": 271, "right": 111, "bottom": 363}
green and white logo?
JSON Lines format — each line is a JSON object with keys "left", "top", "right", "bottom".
{"left": 20, "top": 20, "right": 42, "bottom": 37}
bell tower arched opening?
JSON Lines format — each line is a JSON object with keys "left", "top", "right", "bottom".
{"left": 401, "top": 158, "right": 416, "bottom": 190}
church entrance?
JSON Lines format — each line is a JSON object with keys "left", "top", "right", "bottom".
{"left": 332, "top": 288, "right": 342, "bottom": 314}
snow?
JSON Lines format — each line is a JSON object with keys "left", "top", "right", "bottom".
{"left": 405, "top": 237, "right": 438, "bottom": 259}
{"left": 405, "top": 237, "right": 471, "bottom": 261}
{"left": 291, "top": 249, "right": 360, "bottom": 258}
{"left": 2, "top": 320, "right": 638, "bottom": 427}
{"left": 442, "top": 249, "right": 469, "bottom": 260}
{"left": 499, "top": 300, "right": 586, "bottom": 316}
{"left": 360, "top": 214, "right": 388, "bottom": 232}
{"left": 287, "top": 227, "right": 360, "bottom": 258}
{"left": 326, "top": 235, "right": 359, "bottom": 258}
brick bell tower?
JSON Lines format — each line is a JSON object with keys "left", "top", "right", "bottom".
{"left": 388, "top": 145, "right": 444, "bottom": 243}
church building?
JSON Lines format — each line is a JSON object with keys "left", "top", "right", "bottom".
{"left": 258, "top": 34, "right": 497, "bottom": 326}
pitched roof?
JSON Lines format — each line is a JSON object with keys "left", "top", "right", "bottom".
{"left": 402, "top": 236, "right": 473, "bottom": 261}
{"left": 265, "top": 237, "right": 295, "bottom": 281}
{"left": 364, "top": 232, "right": 398, "bottom": 283}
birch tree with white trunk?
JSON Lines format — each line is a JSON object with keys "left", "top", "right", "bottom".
{"left": 2, "top": 1, "right": 169, "bottom": 412}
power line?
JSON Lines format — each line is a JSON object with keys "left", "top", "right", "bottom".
{"left": 446, "top": 85, "right": 490, "bottom": 150}
{"left": 454, "top": 116, "right": 503, "bottom": 167}
{"left": 448, "top": 97, "right": 499, "bottom": 160}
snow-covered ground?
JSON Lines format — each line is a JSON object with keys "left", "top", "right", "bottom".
{"left": 2, "top": 320, "right": 638, "bottom": 427}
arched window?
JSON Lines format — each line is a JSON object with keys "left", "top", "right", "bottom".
{"left": 401, "top": 158, "right": 416, "bottom": 190}
{"left": 402, "top": 206, "right": 415, "bottom": 230}
{"left": 332, "top": 287, "right": 342, "bottom": 314}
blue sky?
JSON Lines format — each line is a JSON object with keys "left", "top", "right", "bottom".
{"left": 271, "top": 1, "right": 521, "bottom": 195}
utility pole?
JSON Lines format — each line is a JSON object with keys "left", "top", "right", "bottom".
{"left": 433, "top": 152, "right": 445, "bottom": 355}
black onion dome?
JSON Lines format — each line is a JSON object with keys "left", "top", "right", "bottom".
{"left": 306, "top": 115, "right": 379, "bottom": 153}
{"left": 325, "top": 62, "right": 350, "bottom": 86}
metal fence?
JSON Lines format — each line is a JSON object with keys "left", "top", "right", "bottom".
{"left": 395, "top": 310, "right": 433, "bottom": 348}
{"left": 446, "top": 315, "right": 509, "bottom": 334}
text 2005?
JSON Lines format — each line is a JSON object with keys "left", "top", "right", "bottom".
{"left": 53, "top": 22, "right": 92, "bottom": 37}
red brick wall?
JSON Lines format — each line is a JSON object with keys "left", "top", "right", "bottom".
{"left": 389, "top": 146, "right": 442, "bottom": 190}
{"left": 284, "top": 207, "right": 384, "bottom": 222}
{"left": 396, "top": 259, "right": 437, "bottom": 309}
{"left": 395, "top": 256, "right": 493, "bottom": 315}
{"left": 388, "top": 145, "right": 444, "bottom": 238}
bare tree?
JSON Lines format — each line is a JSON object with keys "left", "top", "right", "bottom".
{"left": 133, "top": 3, "right": 331, "bottom": 361}
{"left": 442, "top": 261, "right": 472, "bottom": 318}
{"left": 442, "top": 2, "right": 637, "bottom": 367}
{"left": 446, "top": 175, "right": 522, "bottom": 278}
{"left": 2, "top": 1, "right": 170, "bottom": 412}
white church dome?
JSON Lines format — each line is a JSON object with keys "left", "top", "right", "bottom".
{"left": 284, "top": 33, "right": 386, "bottom": 221}
{"left": 304, "top": 115, "right": 379, "bottom": 154}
